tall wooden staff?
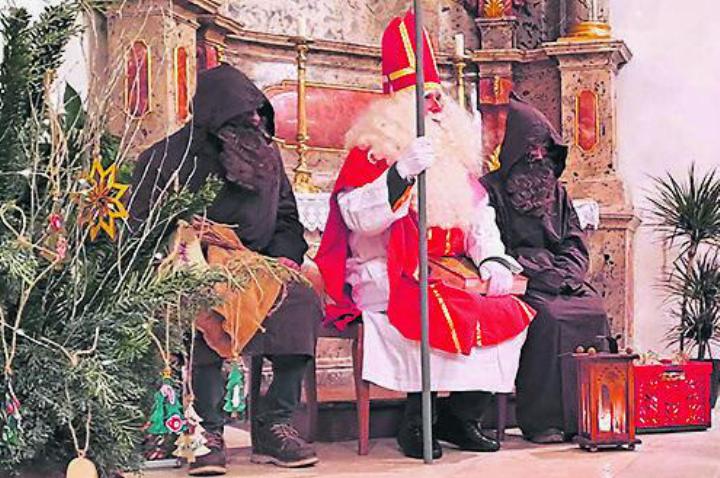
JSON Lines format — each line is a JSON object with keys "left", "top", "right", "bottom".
{"left": 413, "top": 0, "right": 433, "bottom": 465}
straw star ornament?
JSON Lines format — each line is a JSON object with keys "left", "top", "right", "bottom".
{"left": 80, "top": 157, "right": 129, "bottom": 240}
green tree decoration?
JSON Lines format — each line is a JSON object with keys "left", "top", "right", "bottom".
{"left": 0, "top": 387, "right": 22, "bottom": 447}
{"left": 223, "top": 362, "right": 246, "bottom": 418}
{"left": 147, "top": 378, "right": 187, "bottom": 436}
{"left": 147, "top": 389, "right": 168, "bottom": 436}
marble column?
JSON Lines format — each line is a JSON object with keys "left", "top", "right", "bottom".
{"left": 545, "top": 39, "right": 639, "bottom": 342}
{"left": 544, "top": 40, "right": 631, "bottom": 210}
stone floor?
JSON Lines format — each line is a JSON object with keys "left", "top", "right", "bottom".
{"left": 141, "top": 410, "right": 720, "bottom": 478}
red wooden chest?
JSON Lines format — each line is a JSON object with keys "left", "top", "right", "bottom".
{"left": 634, "top": 361, "right": 713, "bottom": 432}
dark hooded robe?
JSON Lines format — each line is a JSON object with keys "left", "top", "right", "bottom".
{"left": 127, "top": 64, "right": 320, "bottom": 357}
{"left": 481, "top": 94, "right": 609, "bottom": 437}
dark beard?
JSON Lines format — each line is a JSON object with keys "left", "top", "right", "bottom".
{"left": 506, "top": 156, "right": 557, "bottom": 217}
{"left": 215, "top": 120, "right": 280, "bottom": 192}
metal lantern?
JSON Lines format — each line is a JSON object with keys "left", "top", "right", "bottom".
{"left": 574, "top": 351, "right": 641, "bottom": 451}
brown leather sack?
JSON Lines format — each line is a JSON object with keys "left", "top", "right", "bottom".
{"left": 162, "top": 220, "right": 284, "bottom": 359}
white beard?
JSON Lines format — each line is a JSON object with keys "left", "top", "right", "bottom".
{"left": 345, "top": 89, "right": 484, "bottom": 230}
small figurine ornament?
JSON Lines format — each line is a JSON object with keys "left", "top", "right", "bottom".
{"left": 1, "top": 383, "right": 22, "bottom": 446}
{"left": 173, "top": 402, "right": 210, "bottom": 463}
{"left": 223, "top": 360, "right": 246, "bottom": 418}
{"left": 148, "top": 370, "right": 187, "bottom": 435}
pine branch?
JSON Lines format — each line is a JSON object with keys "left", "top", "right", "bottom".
{"left": 28, "top": 1, "right": 82, "bottom": 110}
{"left": 0, "top": 8, "right": 33, "bottom": 202}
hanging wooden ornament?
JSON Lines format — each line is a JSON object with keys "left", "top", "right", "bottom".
{"left": 66, "top": 406, "right": 97, "bottom": 478}
{"left": 148, "top": 370, "right": 187, "bottom": 435}
{"left": 66, "top": 454, "right": 98, "bottom": 478}
{"left": 1, "top": 382, "right": 22, "bottom": 446}
{"left": 177, "top": 403, "right": 210, "bottom": 461}
{"left": 172, "top": 324, "right": 210, "bottom": 464}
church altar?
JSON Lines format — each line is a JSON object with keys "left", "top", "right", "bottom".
{"left": 99, "top": 0, "right": 640, "bottom": 412}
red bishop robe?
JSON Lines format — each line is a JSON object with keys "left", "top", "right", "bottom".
{"left": 315, "top": 147, "right": 535, "bottom": 355}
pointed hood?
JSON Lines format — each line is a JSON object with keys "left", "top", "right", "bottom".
{"left": 497, "top": 93, "right": 567, "bottom": 179}
{"left": 192, "top": 64, "right": 275, "bottom": 135}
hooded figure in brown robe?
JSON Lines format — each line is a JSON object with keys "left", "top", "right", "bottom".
{"left": 128, "top": 65, "right": 320, "bottom": 471}
{"left": 481, "top": 94, "right": 609, "bottom": 443}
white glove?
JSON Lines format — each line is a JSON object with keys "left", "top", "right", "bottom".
{"left": 479, "top": 261, "right": 513, "bottom": 297}
{"left": 395, "top": 137, "right": 435, "bottom": 179}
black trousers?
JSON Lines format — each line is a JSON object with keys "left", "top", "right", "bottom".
{"left": 404, "top": 391, "right": 493, "bottom": 424}
{"left": 192, "top": 333, "right": 309, "bottom": 433}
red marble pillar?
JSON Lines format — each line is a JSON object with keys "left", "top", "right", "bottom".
{"left": 126, "top": 40, "right": 151, "bottom": 118}
{"left": 175, "top": 46, "right": 190, "bottom": 122}
{"left": 477, "top": 75, "right": 512, "bottom": 172}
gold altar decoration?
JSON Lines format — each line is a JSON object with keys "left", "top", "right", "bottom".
{"left": 562, "top": 0, "right": 611, "bottom": 41}
{"left": 289, "top": 30, "right": 320, "bottom": 193}
{"left": 454, "top": 59, "right": 467, "bottom": 108}
{"left": 483, "top": 0, "right": 506, "bottom": 19}
{"left": 565, "top": 21, "right": 611, "bottom": 41}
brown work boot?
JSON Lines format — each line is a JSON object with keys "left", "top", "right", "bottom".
{"left": 251, "top": 421, "right": 318, "bottom": 468}
{"left": 188, "top": 431, "right": 227, "bottom": 476}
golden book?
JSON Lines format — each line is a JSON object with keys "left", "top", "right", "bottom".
{"left": 429, "top": 256, "right": 528, "bottom": 295}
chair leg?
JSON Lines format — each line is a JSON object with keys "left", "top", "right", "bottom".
{"left": 496, "top": 393, "right": 508, "bottom": 442}
{"left": 305, "top": 357, "right": 318, "bottom": 443}
{"left": 352, "top": 324, "right": 370, "bottom": 456}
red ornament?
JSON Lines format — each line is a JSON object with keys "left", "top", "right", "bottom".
{"left": 49, "top": 213, "right": 64, "bottom": 232}
{"left": 165, "top": 414, "right": 185, "bottom": 434}
{"left": 5, "top": 396, "right": 20, "bottom": 415}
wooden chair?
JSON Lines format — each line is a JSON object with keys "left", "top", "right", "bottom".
{"left": 306, "top": 322, "right": 370, "bottom": 454}
{"left": 303, "top": 321, "right": 511, "bottom": 455}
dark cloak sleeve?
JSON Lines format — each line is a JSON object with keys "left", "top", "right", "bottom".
{"left": 127, "top": 125, "right": 220, "bottom": 231}
{"left": 512, "top": 186, "right": 590, "bottom": 295}
{"left": 262, "top": 169, "right": 308, "bottom": 265}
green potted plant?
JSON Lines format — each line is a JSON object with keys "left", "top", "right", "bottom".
{"left": 647, "top": 165, "right": 720, "bottom": 407}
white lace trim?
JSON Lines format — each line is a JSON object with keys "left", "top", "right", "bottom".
{"left": 296, "top": 192, "right": 601, "bottom": 232}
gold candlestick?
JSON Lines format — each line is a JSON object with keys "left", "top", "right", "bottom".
{"left": 290, "top": 35, "right": 319, "bottom": 193}
{"left": 453, "top": 55, "right": 468, "bottom": 110}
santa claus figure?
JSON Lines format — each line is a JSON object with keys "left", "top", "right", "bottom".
{"left": 316, "top": 11, "right": 535, "bottom": 459}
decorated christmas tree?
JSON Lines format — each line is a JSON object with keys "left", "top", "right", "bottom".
{"left": 0, "top": 2, "right": 220, "bottom": 475}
